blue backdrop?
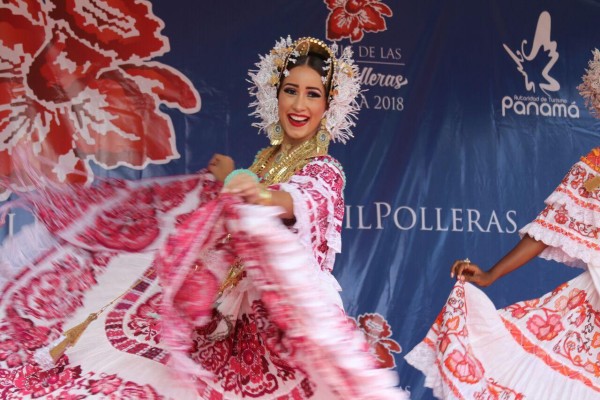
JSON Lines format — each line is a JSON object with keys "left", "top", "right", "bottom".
{"left": 3, "top": 1, "right": 600, "bottom": 398}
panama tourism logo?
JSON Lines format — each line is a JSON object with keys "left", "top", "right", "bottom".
{"left": 500, "top": 11, "right": 579, "bottom": 119}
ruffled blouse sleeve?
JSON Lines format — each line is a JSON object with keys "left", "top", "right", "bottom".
{"left": 519, "top": 148, "right": 600, "bottom": 269}
{"left": 272, "top": 155, "right": 345, "bottom": 272}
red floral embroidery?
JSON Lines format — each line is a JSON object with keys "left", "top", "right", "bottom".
{"left": 104, "top": 267, "right": 170, "bottom": 365}
{"left": 127, "top": 293, "right": 162, "bottom": 344}
{"left": 592, "top": 332, "right": 600, "bottom": 349}
{"left": 496, "top": 276, "right": 600, "bottom": 388}
{"left": 554, "top": 205, "right": 569, "bottom": 225}
{"left": 506, "top": 303, "right": 528, "bottom": 319}
{"left": 80, "top": 189, "right": 160, "bottom": 251}
{"left": 35, "top": 182, "right": 119, "bottom": 234}
{"left": 116, "top": 381, "right": 162, "bottom": 400}
{"left": 13, "top": 255, "right": 98, "bottom": 320}
{"left": 227, "top": 314, "right": 270, "bottom": 383}
{"left": 88, "top": 374, "right": 122, "bottom": 396}
{"left": 419, "top": 283, "right": 528, "bottom": 397}
{"left": 46, "top": 392, "right": 87, "bottom": 400}
{"left": 11, "top": 361, "right": 82, "bottom": 398}
{"left": 190, "top": 300, "right": 300, "bottom": 398}
{"left": 325, "top": 0, "right": 393, "bottom": 42}
{"left": 73, "top": 178, "right": 204, "bottom": 251}
{"left": 0, "top": 0, "right": 200, "bottom": 200}
{"left": 0, "top": 339, "right": 20, "bottom": 367}
{"left": 526, "top": 313, "right": 564, "bottom": 341}
{"left": 290, "top": 157, "right": 345, "bottom": 271}
{"left": 473, "top": 379, "right": 526, "bottom": 400}
{"left": 556, "top": 288, "right": 587, "bottom": 311}
{"left": 173, "top": 269, "right": 218, "bottom": 325}
{"left": 444, "top": 349, "right": 484, "bottom": 384}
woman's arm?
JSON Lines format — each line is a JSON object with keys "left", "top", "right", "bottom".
{"left": 451, "top": 235, "right": 548, "bottom": 287}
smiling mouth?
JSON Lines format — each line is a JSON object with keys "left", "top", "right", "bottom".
{"left": 287, "top": 114, "right": 309, "bottom": 127}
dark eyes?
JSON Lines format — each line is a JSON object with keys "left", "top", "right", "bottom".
{"left": 282, "top": 87, "right": 322, "bottom": 98}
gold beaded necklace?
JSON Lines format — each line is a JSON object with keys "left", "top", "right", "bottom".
{"left": 249, "top": 135, "right": 326, "bottom": 185}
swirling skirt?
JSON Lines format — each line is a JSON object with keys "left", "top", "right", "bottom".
{"left": 405, "top": 271, "right": 600, "bottom": 399}
{"left": 0, "top": 176, "right": 406, "bottom": 399}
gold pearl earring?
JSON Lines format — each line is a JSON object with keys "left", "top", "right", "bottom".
{"left": 316, "top": 119, "right": 330, "bottom": 155}
{"left": 269, "top": 122, "right": 283, "bottom": 145}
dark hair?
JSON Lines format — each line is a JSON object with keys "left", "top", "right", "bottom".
{"left": 278, "top": 53, "right": 332, "bottom": 98}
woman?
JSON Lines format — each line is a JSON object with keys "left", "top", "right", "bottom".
{"left": 0, "top": 37, "right": 407, "bottom": 399}
{"left": 405, "top": 50, "right": 600, "bottom": 400}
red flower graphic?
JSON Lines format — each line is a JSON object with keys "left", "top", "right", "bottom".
{"left": 325, "top": 0, "right": 393, "bottom": 42}
{"left": 350, "top": 312, "right": 401, "bottom": 368}
{"left": 526, "top": 313, "right": 564, "bottom": 341}
{"left": 0, "top": 0, "right": 200, "bottom": 200}
{"left": 444, "top": 349, "right": 484, "bottom": 384}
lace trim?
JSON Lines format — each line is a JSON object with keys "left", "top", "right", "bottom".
{"left": 404, "top": 341, "right": 446, "bottom": 399}
{"left": 520, "top": 221, "right": 590, "bottom": 269}
{"left": 519, "top": 160, "right": 600, "bottom": 269}
{"left": 278, "top": 159, "right": 344, "bottom": 272}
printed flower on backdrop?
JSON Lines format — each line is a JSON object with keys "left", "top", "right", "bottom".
{"left": 324, "top": 0, "right": 393, "bottom": 42}
{"left": 0, "top": 0, "right": 200, "bottom": 201}
{"left": 348, "top": 313, "right": 401, "bottom": 368}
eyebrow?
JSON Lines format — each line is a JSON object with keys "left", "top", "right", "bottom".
{"left": 283, "top": 83, "right": 324, "bottom": 93}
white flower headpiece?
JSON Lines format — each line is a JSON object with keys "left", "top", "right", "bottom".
{"left": 578, "top": 48, "right": 600, "bottom": 118}
{"left": 248, "top": 36, "right": 361, "bottom": 144}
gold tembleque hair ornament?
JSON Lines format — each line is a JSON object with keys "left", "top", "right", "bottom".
{"left": 248, "top": 36, "right": 361, "bottom": 144}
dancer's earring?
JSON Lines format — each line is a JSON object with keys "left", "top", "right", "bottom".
{"left": 316, "top": 119, "right": 330, "bottom": 155}
{"left": 269, "top": 122, "right": 284, "bottom": 145}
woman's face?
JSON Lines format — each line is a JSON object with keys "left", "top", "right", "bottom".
{"left": 278, "top": 65, "right": 327, "bottom": 147}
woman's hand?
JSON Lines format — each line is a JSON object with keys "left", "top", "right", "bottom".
{"left": 222, "top": 173, "right": 265, "bottom": 205}
{"left": 451, "top": 236, "right": 548, "bottom": 288}
{"left": 208, "top": 154, "right": 235, "bottom": 182}
{"left": 221, "top": 171, "right": 294, "bottom": 218}
{"left": 450, "top": 259, "right": 495, "bottom": 287}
